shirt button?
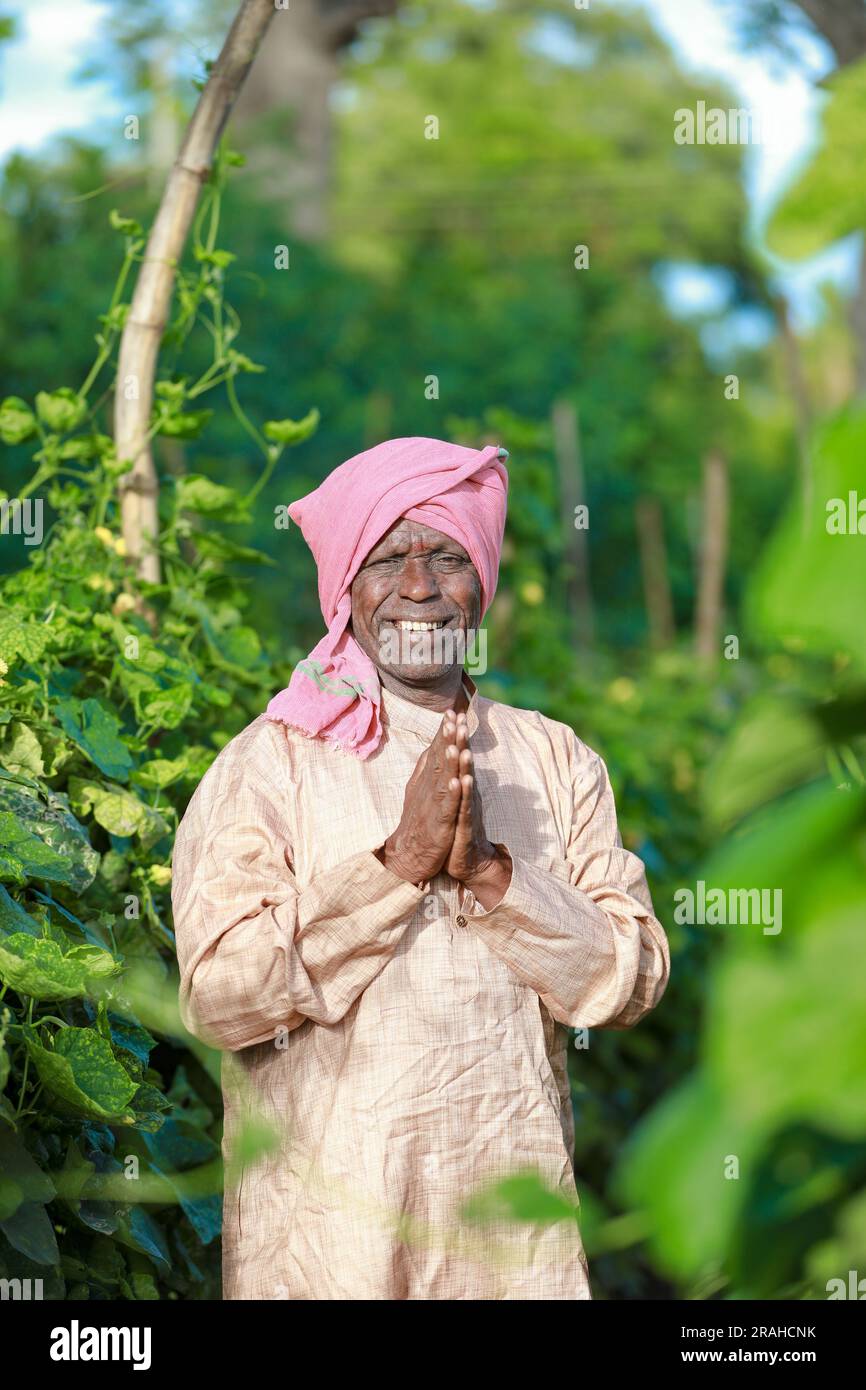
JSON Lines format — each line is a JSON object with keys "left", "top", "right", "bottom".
{"left": 455, "top": 914, "right": 467, "bottom": 928}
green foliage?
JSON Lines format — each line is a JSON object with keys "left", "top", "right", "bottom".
{"left": 617, "top": 408, "right": 866, "bottom": 1299}
{"left": 768, "top": 58, "right": 866, "bottom": 260}
{"left": 0, "top": 148, "right": 316, "bottom": 1299}
{"left": 1, "top": 0, "right": 854, "bottom": 1304}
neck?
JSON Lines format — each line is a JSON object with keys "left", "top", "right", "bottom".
{"left": 378, "top": 667, "right": 469, "bottom": 713}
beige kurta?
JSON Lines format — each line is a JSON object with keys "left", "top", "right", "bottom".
{"left": 171, "top": 675, "right": 670, "bottom": 1300}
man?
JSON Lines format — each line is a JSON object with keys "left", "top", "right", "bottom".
{"left": 171, "top": 435, "right": 670, "bottom": 1300}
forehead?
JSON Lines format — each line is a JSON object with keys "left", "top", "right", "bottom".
{"left": 362, "top": 518, "right": 468, "bottom": 560}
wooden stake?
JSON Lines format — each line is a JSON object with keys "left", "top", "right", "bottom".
{"left": 116, "top": 0, "right": 276, "bottom": 583}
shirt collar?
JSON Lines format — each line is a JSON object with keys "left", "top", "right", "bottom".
{"left": 379, "top": 671, "right": 480, "bottom": 740}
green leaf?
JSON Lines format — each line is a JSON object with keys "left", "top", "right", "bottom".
{"left": 154, "top": 378, "right": 188, "bottom": 405}
{"left": 460, "top": 1168, "right": 581, "bottom": 1226}
{"left": 131, "top": 755, "right": 188, "bottom": 791}
{"left": 155, "top": 408, "right": 213, "bottom": 440}
{"left": 226, "top": 350, "right": 265, "bottom": 374}
{"left": 615, "top": 1073, "right": 756, "bottom": 1280}
{"left": 98, "top": 303, "right": 129, "bottom": 335}
{"left": 97, "top": 850, "right": 129, "bottom": 896}
{"left": 767, "top": 63, "right": 866, "bottom": 261}
{"left": 0, "top": 1135, "right": 60, "bottom": 1263}
{"left": 0, "top": 783, "right": 98, "bottom": 893}
{"left": 194, "top": 246, "right": 236, "bottom": 268}
{"left": 0, "top": 396, "right": 37, "bottom": 445}
{"left": 140, "top": 683, "right": 194, "bottom": 730}
{"left": 0, "top": 1128, "right": 56, "bottom": 1210}
{"left": 128, "top": 1081, "right": 173, "bottom": 1132}
{"left": 143, "top": 1115, "right": 218, "bottom": 1172}
{"left": 103, "top": 452, "right": 134, "bottom": 479}
{"left": 175, "top": 474, "right": 249, "bottom": 520}
{"left": 109, "top": 208, "right": 144, "bottom": 237}
{"left": 0, "top": 613, "right": 52, "bottom": 663}
{"left": 0, "top": 1010, "right": 10, "bottom": 1093}
{"left": 128, "top": 1263, "right": 160, "bottom": 1299}
{"left": 108, "top": 1014, "right": 157, "bottom": 1065}
{"left": 0, "top": 885, "right": 40, "bottom": 937}
{"left": 701, "top": 697, "right": 826, "bottom": 830}
{"left": 0, "top": 933, "right": 120, "bottom": 1001}
{"left": 1, "top": 721, "right": 45, "bottom": 778}
{"left": 113, "top": 1206, "right": 170, "bottom": 1270}
{"left": 0, "top": 1201, "right": 59, "bottom": 1266}
{"left": 53, "top": 696, "right": 134, "bottom": 782}
{"left": 191, "top": 531, "right": 276, "bottom": 566}
{"left": 26, "top": 1027, "right": 139, "bottom": 1121}
{"left": 68, "top": 776, "right": 169, "bottom": 849}
{"left": 749, "top": 411, "right": 866, "bottom": 672}
{"left": 59, "top": 1139, "right": 97, "bottom": 1204}
{"left": 212, "top": 625, "right": 261, "bottom": 667}
{"left": 35, "top": 387, "right": 87, "bottom": 434}
{"left": 0, "top": 812, "right": 83, "bottom": 888}
{"left": 262, "top": 407, "right": 320, "bottom": 447}
{"left": 198, "top": 682, "right": 231, "bottom": 708}
{"left": 712, "top": 893, "right": 866, "bottom": 1140}
{"left": 58, "top": 433, "right": 112, "bottom": 462}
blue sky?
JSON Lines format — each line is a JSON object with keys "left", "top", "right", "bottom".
{"left": 0, "top": 0, "right": 857, "bottom": 331}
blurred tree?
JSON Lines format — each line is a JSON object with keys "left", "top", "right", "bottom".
{"left": 725, "top": 0, "right": 866, "bottom": 393}
{"left": 230, "top": 0, "right": 402, "bottom": 237}
{"left": 725, "top": 0, "right": 866, "bottom": 67}
{"left": 334, "top": 1, "right": 753, "bottom": 272}
{"left": 694, "top": 449, "right": 729, "bottom": 664}
{"left": 85, "top": 0, "right": 403, "bottom": 236}
{"left": 1, "top": 0, "right": 796, "bottom": 655}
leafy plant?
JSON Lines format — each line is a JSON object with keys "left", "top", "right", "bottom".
{"left": 616, "top": 409, "right": 866, "bottom": 1299}
{"left": 0, "top": 148, "right": 315, "bottom": 1299}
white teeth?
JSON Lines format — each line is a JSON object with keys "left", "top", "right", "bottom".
{"left": 394, "top": 620, "right": 445, "bottom": 631}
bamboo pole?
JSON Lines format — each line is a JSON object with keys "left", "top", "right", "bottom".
{"left": 116, "top": 0, "right": 276, "bottom": 583}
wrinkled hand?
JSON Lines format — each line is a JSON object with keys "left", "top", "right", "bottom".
{"left": 442, "top": 713, "right": 512, "bottom": 907}
{"left": 376, "top": 708, "right": 463, "bottom": 885}
{"left": 442, "top": 713, "right": 499, "bottom": 882}
{"left": 378, "top": 708, "right": 512, "bottom": 905}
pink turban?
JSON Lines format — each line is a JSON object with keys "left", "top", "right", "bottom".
{"left": 265, "top": 436, "right": 509, "bottom": 759}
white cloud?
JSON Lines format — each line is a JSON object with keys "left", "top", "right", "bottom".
{"left": 0, "top": 0, "right": 115, "bottom": 158}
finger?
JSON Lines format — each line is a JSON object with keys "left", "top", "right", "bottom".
{"left": 458, "top": 773, "right": 474, "bottom": 817}
{"left": 444, "top": 774, "right": 462, "bottom": 812}
{"left": 448, "top": 772, "right": 472, "bottom": 844}
{"left": 432, "top": 708, "right": 457, "bottom": 754}
{"left": 445, "top": 742, "right": 460, "bottom": 779}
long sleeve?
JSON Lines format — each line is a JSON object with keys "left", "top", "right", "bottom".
{"left": 462, "top": 737, "right": 670, "bottom": 1030}
{"left": 171, "top": 721, "right": 426, "bottom": 1052}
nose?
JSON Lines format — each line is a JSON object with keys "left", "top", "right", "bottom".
{"left": 396, "top": 555, "right": 441, "bottom": 604}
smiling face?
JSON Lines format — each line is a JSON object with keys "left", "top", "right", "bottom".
{"left": 349, "top": 518, "right": 482, "bottom": 703}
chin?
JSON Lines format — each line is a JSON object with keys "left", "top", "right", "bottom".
{"left": 386, "top": 663, "right": 457, "bottom": 685}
